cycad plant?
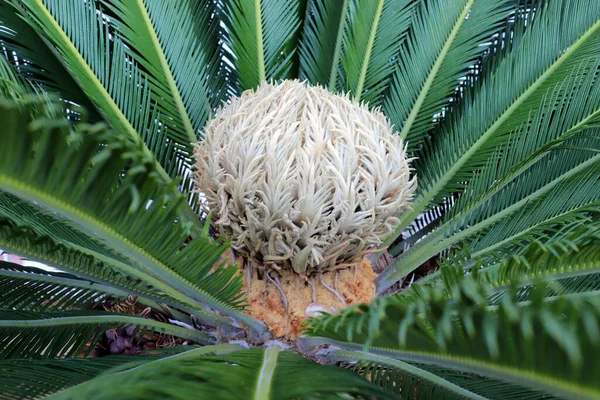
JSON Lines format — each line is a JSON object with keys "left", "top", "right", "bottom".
{"left": 0, "top": 0, "right": 599, "bottom": 398}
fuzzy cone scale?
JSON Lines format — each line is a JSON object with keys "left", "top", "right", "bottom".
{"left": 194, "top": 80, "right": 416, "bottom": 275}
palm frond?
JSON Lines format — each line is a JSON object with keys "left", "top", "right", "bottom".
{"left": 0, "top": 1, "right": 97, "bottom": 114}
{"left": 220, "top": 0, "right": 301, "bottom": 91}
{"left": 377, "top": 145, "right": 600, "bottom": 292}
{"left": 331, "top": 350, "right": 489, "bottom": 399}
{"left": 0, "top": 347, "right": 204, "bottom": 400}
{"left": 0, "top": 215, "right": 233, "bottom": 328}
{"left": 0, "top": 309, "right": 213, "bottom": 359}
{"left": 12, "top": 0, "right": 191, "bottom": 182}
{"left": 298, "top": 0, "right": 348, "bottom": 89}
{"left": 45, "top": 346, "right": 391, "bottom": 400}
{"left": 0, "top": 95, "right": 269, "bottom": 334}
{"left": 0, "top": 53, "right": 25, "bottom": 98}
{"left": 0, "top": 261, "right": 125, "bottom": 311}
{"left": 306, "top": 269, "right": 600, "bottom": 399}
{"left": 481, "top": 232, "right": 600, "bottom": 291}
{"left": 396, "top": 0, "right": 600, "bottom": 236}
{"left": 445, "top": 62, "right": 600, "bottom": 224}
{"left": 338, "top": 0, "right": 413, "bottom": 105}
{"left": 99, "top": 0, "right": 227, "bottom": 136}
{"left": 383, "top": 0, "right": 513, "bottom": 149}
{"left": 377, "top": 55, "right": 600, "bottom": 291}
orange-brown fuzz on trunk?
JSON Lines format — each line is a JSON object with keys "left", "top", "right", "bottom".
{"left": 242, "top": 258, "right": 376, "bottom": 339}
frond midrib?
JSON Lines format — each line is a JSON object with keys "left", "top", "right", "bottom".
{"left": 29, "top": 0, "right": 171, "bottom": 183}
{"left": 377, "top": 152, "right": 600, "bottom": 292}
{"left": 398, "top": 0, "right": 475, "bottom": 141}
{"left": 132, "top": 0, "right": 197, "bottom": 142}
{"left": 254, "top": 0, "right": 266, "bottom": 83}
{"left": 331, "top": 349, "right": 487, "bottom": 400}
{"left": 0, "top": 173, "right": 258, "bottom": 329}
{"left": 328, "top": 0, "right": 349, "bottom": 90}
{"left": 398, "top": 18, "right": 600, "bottom": 233}
{"left": 254, "top": 346, "right": 280, "bottom": 399}
{"left": 353, "top": 0, "right": 384, "bottom": 102}
{"left": 0, "top": 314, "right": 210, "bottom": 343}
{"left": 311, "top": 338, "right": 599, "bottom": 400}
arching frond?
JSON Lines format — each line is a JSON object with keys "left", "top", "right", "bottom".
{"left": 339, "top": 0, "right": 413, "bottom": 104}
{"left": 220, "top": 0, "right": 301, "bottom": 91}
{"left": 0, "top": 261, "right": 126, "bottom": 311}
{"left": 98, "top": 0, "right": 228, "bottom": 136}
{"left": 298, "top": 0, "right": 348, "bottom": 88}
{"left": 306, "top": 269, "right": 600, "bottom": 399}
{"left": 383, "top": 0, "right": 513, "bottom": 149}
{"left": 0, "top": 309, "right": 213, "bottom": 360}
{"left": 12, "top": 0, "right": 192, "bottom": 182}
{"left": 0, "top": 1, "right": 96, "bottom": 113}
{"left": 46, "top": 347, "right": 391, "bottom": 400}
{"left": 396, "top": 0, "right": 600, "bottom": 235}
{"left": 0, "top": 215, "right": 233, "bottom": 328}
{"left": 378, "top": 54, "right": 600, "bottom": 292}
{"left": 0, "top": 347, "right": 203, "bottom": 400}
{"left": 378, "top": 146, "right": 600, "bottom": 292}
{"left": 0, "top": 95, "right": 268, "bottom": 334}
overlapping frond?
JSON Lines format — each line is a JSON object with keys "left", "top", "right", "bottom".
{"left": 0, "top": 349, "right": 193, "bottom": 400}
{"left": 332, "top": 350, "right": 491, "bottom": 399}
{"left": 378, "top": 144, "right": 600, "bottom": 292}
{"left": 0, "top": 95, "right": 268, "bottom": 332}
{"left": 306, "top": 259, "right": 600, "bottom": 398}
{"left": 12, "top": 0, "right": 192, "bottom": 182}
{"left": 46, "top": 347, "right": 391, "bottom": 400}
{"left": 220, "top": 0, "right": 301, "bottom": 91}
{"left": 396, "top": 0, "right": 600, "bottom": 237}
{"left": 0, "top": 1, "right": 96, "bottom": 113}
{"left": 298, "top": 0, "right": 348, "bottom": 88}
{"left": 0, "top": 261, "right": 122, "bottom": 312}
{"left": 99, "top": 0, "right": 228, "bottom": 136}
{"left": 339, "top": 0, "right": 412, "bottom": 104}
{"left": 299, "top": 0, "right": 413, "bottom": 106}
{"left": 383, "top": 0, "right": 512, "bottom": 149}
{"left": 0, "top": 214, "right": 234, "bottom": 328}
{"left": 378, "top": 53, "right": 600, "bottom": 292}
{"left": 0, "top": 310, "right": 212, "bottom": 360}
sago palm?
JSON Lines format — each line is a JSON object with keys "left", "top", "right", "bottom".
{"left": 0, "top": 0, "right": 599, "bottom": 398}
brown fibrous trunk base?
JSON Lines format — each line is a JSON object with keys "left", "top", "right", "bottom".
{"left": 241, "top": 257, "right": 377, "bottom": 339}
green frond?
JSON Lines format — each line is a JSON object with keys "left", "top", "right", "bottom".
{"left": 0, "top": 54, "right": 26, "bottom": 98}
{"left": 98, "top": 0, "right": 227, "bottom": 137}
{"left": 220, "top": 0, "right": 301, "bottom": 91}
{"left": 339, "top": 0, "right": 413, "bottom": 104}
{"left": 481, "top": 232, "right": 600, "bottom": 292}
{"left": 298, "top": 0, "right": 348, "bottom": 88}
{"left": 378, "top": 56, "right": 600, "bottom": 291}
{"left": 0, "top": 347, "right": 201, "bottom": 400}
{"left": 331, "top": 350, "right": 489, "bottom": 399}
{"left": 0, "top": 261, "right": 126, "bottom": 311}
{"left": 45, "top": 346, "right": 391, "bottom": 400}
{"left": 0, "top": 214, "right": 234, "bottom": 328}
{"left": 0, "top": 95, "right": 268, "bottom": 333}
{"left": 377, "top": 145, "right": 600, "bottom": 293}
{"left": 0, "top": 1, "right": 96, "bottom": 113}
{"left": 383, "top": 0, "right": 512, "bottom": 148}
{"left": 396, "top": 0, "right": 600, "bottom": 237}
{"left": 0, "top": 309, "right": 213, "bottom": 360}
{"left": 12, "top": 0, "right": 191, "bottom": 182}
{"left": 306, "top": 275, "right": 600, "bottom": 399}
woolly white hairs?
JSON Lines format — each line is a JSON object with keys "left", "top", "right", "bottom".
{"left": 194, "top": 80, "right": 416, "bottom": 276}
